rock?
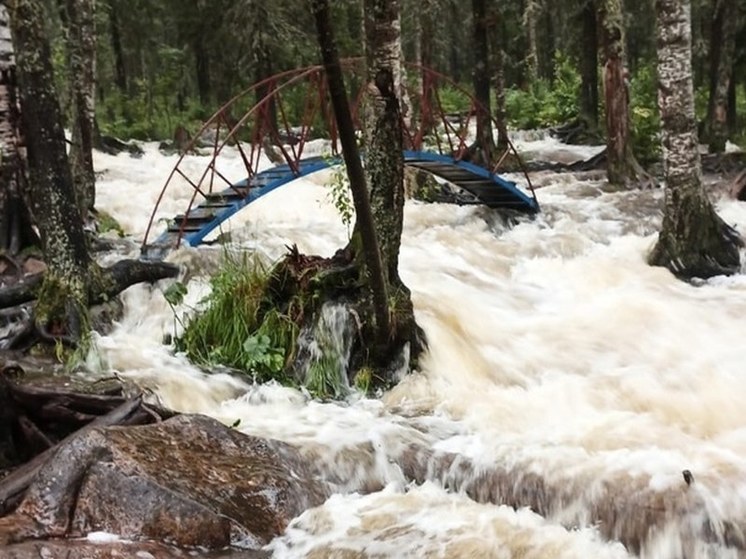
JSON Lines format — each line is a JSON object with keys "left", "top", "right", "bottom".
{"left": 0, "top": 539, "right": 271, "bottom": 558}
{"left": 97, "top": 136, "right": 144, "bottom": 158}
{"left": 0, "top": 415, "right": 329, "bottom": 550}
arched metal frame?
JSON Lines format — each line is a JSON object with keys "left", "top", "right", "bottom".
{"left": 142, "top": 59, "right": 538, "bottom": 250}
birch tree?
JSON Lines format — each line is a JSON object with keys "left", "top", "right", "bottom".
{"left": 361, "top": 0, "right": 422, "bottom": 368}
{"left": 470, "top": 0, "right": 495, "bottom": 165}
{"left": 312, "top": 0, "right": 423, "bottom": 387}
{"left": 0, "top": 4, "right": 37, "bottom": 254}
{"left": 648, "top": 0, "right": 741, "bottom": 279}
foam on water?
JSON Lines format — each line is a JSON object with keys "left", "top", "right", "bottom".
{"left": 90, "top": 139, "right": 746, "bottom": 557}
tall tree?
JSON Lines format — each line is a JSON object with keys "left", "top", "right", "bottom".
{"left": 312, "top": 0, "right": 390, "bottom": 346}
{"left": 702, "top": 0, "right": 737, "bottom": 153}
{"left": 312, "top": 0, "right": 423, "bottom": 383}
{"left": 648, "top": 0, "right": 741, "bottom": 279}
{"left": 470, "top": 0, "right": 495, "bottom": 165}
{"left": 0, "top": 4, "right": 37, "bottom": 254}
{"left": 523, "top": 0, "right": 540, "bottom": 83}
{"left": 579, "top": 0, "right": 599, "bottom": 128}
{"left": 9, "top": 0, "right": 94, "bottom": 339}
{"left": 488, "top": 1, "right": 510, "bottom": 153}
{"left": 598, "top": 0, "right": 645, "bottom": 186}
{"left": 3, "top": 0, "right": 177, "bottom": 347}
{"left": 65, "top": 0, "right": 97, "bottom": 217}
{"left": 106, "top": 0, "right": 127, "bottom": 94}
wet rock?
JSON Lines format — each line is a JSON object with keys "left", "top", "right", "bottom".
{"left": 0, "top": 415, "right": 329, "bottom": 550}
{"left": 0, "top": 539, "right": 271, "bottom": 558}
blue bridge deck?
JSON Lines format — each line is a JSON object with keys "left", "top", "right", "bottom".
{"left": 151, "top": 150, "right": 539, "bottom": 249}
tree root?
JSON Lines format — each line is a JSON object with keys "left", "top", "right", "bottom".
{"left": 0, "top": 372, "right": 175, "bottom": 515}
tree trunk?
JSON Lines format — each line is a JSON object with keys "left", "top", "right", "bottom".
{"left": 0, "top": 4, "right": 37, "bottom": 255}
{"left": 8, "top": 0, "right": 92, "bottom": 338}
{"left": 703, "top": 0, "right": 736, "bottom": 153}
{"left": 488, "top": 5, "right": 509, "bottom": 153}
{"left": 538, "top": 0, "right": 555, "bottom": 81}
{"left": 193, "top": 34, "right": 211, "bottom": 107}
{"left": 107, "top": 0, "right": 126, "bottom": 94}
{"left": 311, "top": 0, "right": 423, "bottom": 388}
{"left": 311, "top": 0, "right": 390, "bottom": 346}
{"left": 579, "top": 0, "right": 599, "bottom": 128}
{"left": 7, "top": 0, "right": 177, "bottom": 342}
{"left": 727, "top": 72, "right": 736, "bottom": 134}
{"left": 66, "top": 0, "right": 97, "bottom": 217}
{"left": 362, "top": 0, "right": 407, "bottom": 281}
{"left": 447, "top": 0, "right": 462, "bottom": 82}
{"left": 523, "top": 0, "right": 540, "bottom": 83}
{"left": 419, "top": 0, "right": 435, "bottom": 137}
{"left": 648, "top": 0, "right": 741, "bottom": 279}
{"left": 361, "top": 0, "right": 423, "bottom": 371}
{"left": 470, "top": 0, "right": 495, "bottom": 165}
{"left": 598, "top": 0, "right": 645, "bottom": 187}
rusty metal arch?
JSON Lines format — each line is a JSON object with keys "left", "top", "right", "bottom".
{"left": 142, "top": 59, "right": 537, "bottom": 252}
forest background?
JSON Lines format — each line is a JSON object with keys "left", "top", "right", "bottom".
{"left": 52, "top": 0, "right": 744, "bottom": 166}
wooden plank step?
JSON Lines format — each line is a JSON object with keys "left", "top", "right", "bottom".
{"left": 205, "top": 187, "right": 249, "bottom": 200}
{"left": 167, "top": 222, "right": 204, "bottom": 233}
{"left": 174, "top": 209, "right": 217, "bottom": 222}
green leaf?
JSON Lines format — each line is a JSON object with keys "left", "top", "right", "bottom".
{"left": 163, "top": 281, "right": 188, "bottom": 306}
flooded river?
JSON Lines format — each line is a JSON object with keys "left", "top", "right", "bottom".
{"left": 90, "top": 135, "right": 746, "bottom": 558}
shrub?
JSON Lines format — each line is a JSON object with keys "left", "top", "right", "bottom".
{"left": 505, "top": 51, "right": 580, "bottom": 129}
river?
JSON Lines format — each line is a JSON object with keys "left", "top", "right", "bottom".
{"left": 90, "top": 136, "right": 746, "bottom": 558}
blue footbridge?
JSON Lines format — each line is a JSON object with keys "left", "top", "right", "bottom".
{"left": 142, "top": 62, "right": 539, "bottom": 254}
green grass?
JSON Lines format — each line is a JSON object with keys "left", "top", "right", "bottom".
{"left": 175, "top": 252, "right": 296, "bottom": 383}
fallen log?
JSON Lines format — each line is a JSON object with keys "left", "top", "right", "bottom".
{"left": 0, "top": 259, "right": 179, "bottom": 310}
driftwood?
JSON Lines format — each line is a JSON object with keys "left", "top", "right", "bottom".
{"left": 702, "top": 151, "right": 746, "bottom": 175}
{"left": 525, "top": 148, "right": 608, "bottom": 173}
{"left": 0, "top": 373, "right": 175, "bottom": 515}
{"left": 550, "top": 118, "right": 603, "bottom": 145}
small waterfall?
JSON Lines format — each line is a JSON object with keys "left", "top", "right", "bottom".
{"left": 293, "top": 302, "right": 356, "bottom": 397}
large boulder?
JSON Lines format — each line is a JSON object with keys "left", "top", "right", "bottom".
{"left": 0, "top": 415, "right": 329, "bottom": 551}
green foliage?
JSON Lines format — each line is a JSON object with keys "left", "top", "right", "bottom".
{"left": 305, "top": 351, "right": 346, "bottom": 399}
{"left": 505, "top": 52, "right": 580, "bottom": 129}
{"left": 437, "top": 85, "right": 473, "bottom": 115}
{"left": 353, "top": 366, "right": 372, "bottom": 394}
{"left": 175, "top": 252, "right": 296, "bottom": 383}
{"left": 163, "top": 281, "right": 188, "bottom": 307}
{"left": 325, "top": 158, "right": 354, "bottom": 238}
{"left": 96, "top": 211, "right": 125, "bottom": 237}
{"left": 98, "top": 89, "right": 207, "bottom": 141}
{"left": 629, "top": 63, "right": 661, "bottom": 165}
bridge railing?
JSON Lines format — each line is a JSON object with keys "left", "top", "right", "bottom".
{"left": 142, "top": 59, "right": 537, "bottom": 249}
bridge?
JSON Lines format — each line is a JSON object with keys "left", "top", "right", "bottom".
{"left": 142, "top": 61, "right": 539, "bottom": 253}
